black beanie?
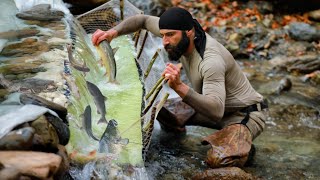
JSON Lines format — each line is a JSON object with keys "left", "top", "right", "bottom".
{"left": 159, "top": 7, "right": 193, "bottom": 30}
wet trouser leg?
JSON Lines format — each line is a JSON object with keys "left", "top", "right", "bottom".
{"left": 156, "top": 98, "right": 267, "bottom": 168}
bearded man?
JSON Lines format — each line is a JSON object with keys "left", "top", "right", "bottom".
{"left": 91, "top": 7, "right": 268, "bottom": 168}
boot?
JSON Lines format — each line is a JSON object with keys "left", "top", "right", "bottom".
{"left": 201, "top": 124, "right": 252, "bottom": 168}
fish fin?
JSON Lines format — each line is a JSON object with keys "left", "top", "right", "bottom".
{"left": 97, "top": 116, "right": 108, "bottom": 124}
{"left": 112, "top": 47, "right": 119, "bottom": 55}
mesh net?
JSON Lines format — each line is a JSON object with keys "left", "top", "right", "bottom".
{"left": 73, "top": 0, "right": 172, "bottom": 160}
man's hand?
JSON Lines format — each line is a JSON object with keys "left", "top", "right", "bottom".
{"left": 162, "top": 63, "right": 189, "bottom": 98}
{"left": 91, "top": 29, "right": 118, "bottom": 46}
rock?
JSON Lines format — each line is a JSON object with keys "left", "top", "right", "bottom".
{"left": 30, "top": 115, "right": 60, "bottom": 151}
{"left": 45, "top": 113, "right": 70, "bottom": 146}
{"left": 0, "top": 127, "right": 35, "bottom": 150}
{"left": 20, "top": 93, "right": 68, "bottom": 121}
{"left": 192, "top": 167, "right": 254, "bottom": 180}
{"left": 0, "top": 28, "right": 40, "bottom": 40}
{"left": 288, "top": 22, "right": 320, "bottom": 41}
{"left": 16, "top": 4, "right": 65, "bottom": 21}
{"left": 308, "top": 9, "right": 320, "bottom": 21}
{"left": 0, "top": 151, "right": 62, "bottom": 179}
{"left": 0, "top": 38, "right": 50, "bottom": 57}
{"left": 247, "top": 0, "right": 273, "bottom": 14}
{"left": 276, "top": 77, "right": 292, "bottom": 94}
{"left": 0, "top": 63, "right": 46, "bottom": 75}
{"left": 0, "top": 167, "right": 22, "bottom": 180}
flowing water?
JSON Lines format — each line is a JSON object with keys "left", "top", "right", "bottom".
{"left": 1, "top": 0, "right": 319, "bottom": 179}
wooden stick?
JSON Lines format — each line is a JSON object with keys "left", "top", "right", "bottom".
{"left": 137, "top": 31, "right": 148, "bottom": 59}
{"left": 120, "top": 0, "right": 124, "bottom": 20}
{"left": 144, "top": 49, "right": 160, "bottom": 79}
{"left": 145, "top": 76, "right": 164, "bottom": 100}
{"left": 142, "top": 79, "right": 167, "bottom": 114}
{"left": 134, "top": 30, "right": 141, "bottom": 47}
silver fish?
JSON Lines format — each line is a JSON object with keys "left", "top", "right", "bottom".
{"left": 67, "top": 44, "right": 90, "bottom": 72}
{"left": 81, "top": 105, "right": 99, "bottom": 141}
{"left": 98, "top": 119, "right": 129, "bottom": 154}
{"left": 86, "top": 81, "right": 108, "bottom": 124}
{"left": 96, "top": 40, "right": 118, "bottom": 83}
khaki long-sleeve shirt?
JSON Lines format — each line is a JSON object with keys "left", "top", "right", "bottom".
{"left": 114, "top": 15, "right": 264, "bottom": 127}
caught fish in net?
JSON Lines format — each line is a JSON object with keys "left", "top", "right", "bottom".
{"left": 69, "top": 0, "right": 171, "bottom": 161}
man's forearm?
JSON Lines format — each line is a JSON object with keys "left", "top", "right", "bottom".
{"left": 173, "top": 83, "right": 189, "bottom": 99}
{"left": 113, "top": 15, "right": 148, "bottom": 36}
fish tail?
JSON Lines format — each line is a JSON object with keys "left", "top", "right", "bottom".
{"left": 98, "top": 116, "right": 108, "bottom": 124}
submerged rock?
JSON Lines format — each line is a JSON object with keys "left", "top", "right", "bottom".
{"left": 192, "top": 167, "right": 255, "bottom": 180}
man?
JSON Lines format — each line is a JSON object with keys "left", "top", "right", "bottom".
{"left": 92, "top": 7, "right": 268, "bottom": 168}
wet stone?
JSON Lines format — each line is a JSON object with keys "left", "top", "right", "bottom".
{"left": 16, "top": 4, "right": 65, "bottom": 21}
{"left": 288, "top": 22, "right": 320, "bottom": 42}
{"left": 20, "top": 93, "right": 68, "bottom": 121}
{"left": 30, "top": 115, "right": 59, "bottom": 152}
{"left": 0, "top": 28, "right": 40, "bottom": 41}
{"left": 0, "top": 127, "right": 35, "bottom": 150}
{"left": 0, "top": 63, "right": 46, "bottom": 75}
{"left": 0, "top": 38, "right": 50, "bottom": 57}
{"left": 192, "top": 167, "right": 255, "bottom": 180}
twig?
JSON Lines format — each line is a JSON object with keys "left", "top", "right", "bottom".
{"left": 120, "top": 0, "right": 124, "bottom": 20}
{"left": 145, "top": 76, "right": 164, "bottom": 100}
{"left": 144, "top": 49, "right": 160, "bottom": 79}
{"left": 137, "top": 31, "right": 148, "bottom": 59}
{"left": 142, "top": 79, "right": 167, "bottom": 114}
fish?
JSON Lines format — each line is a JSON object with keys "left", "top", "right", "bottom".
{"left": 86, "top": 81, "right": 108, "bottom": 124}
{"left": 67, "top": 44, "right": 90, "bottom": 72}
{"left": 81, "top": 105, "right": 99, "bottom": 141}
{"left": 96, "top": 40, "right": 118, "bottom": 83}
{"left": 98, "top": 119, "right": 129, "bottom": 154}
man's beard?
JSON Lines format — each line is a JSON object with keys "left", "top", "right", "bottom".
{"left": 165, "top": 31, "right": 190, "bottom": 61}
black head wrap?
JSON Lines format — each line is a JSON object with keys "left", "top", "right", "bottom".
{"left": 159, "top": 7, "right": 206, "bottom": 59}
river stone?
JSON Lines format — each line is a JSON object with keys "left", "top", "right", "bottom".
{"left": 17, "top": 78, "right": 57, "bottom": 93}
{"left": 16, "top": 4, "right": 65, "bottom": 21}
{"left": 0, "top": 151, "right": 62, "bottom": 179}
{"left": 0, "top": 63, "right": 46, "bottom": 75}
{"left": 0, "top": 167, "right": 21, "bottom": 180}
{"left": 288, "top": 22, "right": 320, "bottom": 41}
{"left": 0, "top": 127, "right": 35, "bottom": 150}
{"left": 308, "top": 9, "right": 320, "bottom": 21}
{"left": 0, "top": 38, "right": 50, "bottom": 57}
{"left": 192, "top": 167, "right": 254, "bottom": 180}
{"left": 20, "top": 93, "right": 67, "bottom": 122}
{"left": 30, "top": 115, "right": 59, "bottom": 151}
{"left": 45, "top": 113, "right": 70, "bottom": 146}
{"left": 0, "top": 28, "right": 40, "bottom": 40}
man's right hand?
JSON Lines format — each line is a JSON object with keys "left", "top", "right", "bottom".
{"left": 91, "top": 29, "right": 118, "bottom": 46}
